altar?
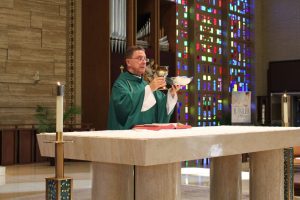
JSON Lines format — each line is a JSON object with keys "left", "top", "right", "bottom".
{"left": 37, "top": 126, "right": 300, "bottom": 200}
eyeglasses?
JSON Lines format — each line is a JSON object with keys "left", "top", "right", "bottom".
{"left": 130, "top": 57, "right": 149, "bottom": 62}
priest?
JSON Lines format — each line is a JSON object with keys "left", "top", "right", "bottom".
{"left": 108, "top": 46, "right": 180, "bottom": 130}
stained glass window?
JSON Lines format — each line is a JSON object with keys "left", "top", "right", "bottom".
{"left": 228, "top": 0, "right": 251, "bottom": 92}
{"left": 176, "top": 0, "right": 252, "bottom": 126}
{"left": 176, "top": 0, "right": 190, "bottom": 124}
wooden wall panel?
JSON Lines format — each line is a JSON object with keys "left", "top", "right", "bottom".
{"left": 18, "top": 129, "right": 34, "bottom": 163}
{"left": 0, "top": 129, "right": 17, "bottom": 165}
{"left": 82, "top": 0, "right": 110, "bottom": 130}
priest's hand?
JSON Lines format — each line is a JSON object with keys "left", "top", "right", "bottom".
{"left": 149, "top": 77, "right": 166, "bottom": 91}
{"left": 170, "top": 85, "right": 180, "bottom": 97}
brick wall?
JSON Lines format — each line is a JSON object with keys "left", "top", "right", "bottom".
{"left": 0, "top": 0, "right": 66, "bottom": 124}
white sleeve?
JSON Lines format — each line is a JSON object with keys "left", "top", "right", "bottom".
{"left": 141, "top": 85, "right": 156, "bottom": 112}
{"left": 166, "top": 89, "right": 178, "bottom": 115}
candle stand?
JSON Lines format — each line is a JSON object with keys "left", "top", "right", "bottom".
{"left": 45, "top": 131, "right": 73, "bottom": 200}
{"left": 282, "top": 93, "right": 293, "bottom": 200}
{"left": 45, "top": 83, "right": 73, "bottom": 200}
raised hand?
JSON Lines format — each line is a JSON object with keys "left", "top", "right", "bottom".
{"left": 170, "top": 85, "right": 180, "bottom": 97}
{"left": 149, "top": 77, "right": 166, "bottom": 91}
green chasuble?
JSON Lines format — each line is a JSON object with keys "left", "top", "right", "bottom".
{"left": 108, "top": 72, "right": 174, "bottom": 130}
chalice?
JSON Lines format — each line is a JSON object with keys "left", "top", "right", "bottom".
{"left": 155, "top": 66, "right": 168, "bottom": 90}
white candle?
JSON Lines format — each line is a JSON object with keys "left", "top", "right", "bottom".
{"left": 283, "top": 94, "right": 288, "bottom": 124}
{"left": 261, "top": 104, "right": 265, "bottom": 125}
{"left": 56, "top": 82, "right": 64, "bottom": 133}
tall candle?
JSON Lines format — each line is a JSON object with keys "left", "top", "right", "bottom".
{"left": 56, "top": 82, "right": 64, "bottom": 133}
{"left": 261, "top": 104, "right": 265, "bottom": 125}
{"left": 283, "top": 94, "right": 288, "bottom": 124}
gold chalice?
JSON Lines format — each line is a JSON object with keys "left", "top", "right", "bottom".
{"left": 155, "top": 66, "right": 168, "bottom": 90}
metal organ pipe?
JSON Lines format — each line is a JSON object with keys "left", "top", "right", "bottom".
{"left": 110, "top": 0, "right": 126, "bottom": 53}
{"left": 110, "top": 1, "right": 169, "bottom": 53}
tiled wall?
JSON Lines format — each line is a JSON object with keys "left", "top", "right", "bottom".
{"left": 0, "top": 0, "right": 67, "bottom": 124}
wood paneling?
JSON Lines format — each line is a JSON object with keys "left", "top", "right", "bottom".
{"left": 0, "top": 129, "right": 17, "bottom": 165}
{"left": 82, "top": 0, "right": 110, "bottom": 130}
{"left": 127, "top": 0, "right": 137, "bottom": 46}
{"left": 160, "top": 1, "right": 176, "bottom": 54}
{"left": 268, "top": 60, "right": 300, "bottom": 93}
{"left": 18, "top": 129, "right": 34, "bottom": 163}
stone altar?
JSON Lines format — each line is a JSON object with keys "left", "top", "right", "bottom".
{"left": 37, "top": 126, "right": 300, "bottom": 200}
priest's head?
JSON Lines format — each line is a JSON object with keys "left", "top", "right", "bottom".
{"left": 125, "top": 46, "right": 148, "bottom": 76}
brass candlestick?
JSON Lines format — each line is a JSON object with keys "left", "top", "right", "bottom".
{"left": 55, "top": 131, "right": 64, "bottom": 178}
{"left": 281, "top": 93, "right": 294, "bottom": 200}
{"left": 45, "top": 83, "right": 73, "bottom": 200}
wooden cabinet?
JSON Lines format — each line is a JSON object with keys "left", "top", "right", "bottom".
{"left": 18, "top": 129, "right": 35, "bottom": 164}
{"left": 0, "top": 127, "right": 44, "bottom": 165}
{"left": 0, "top": 129, "right": 17, "bottom": 165}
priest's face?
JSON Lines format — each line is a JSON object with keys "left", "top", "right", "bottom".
{"left": 126, "top": 50, "right": 147, "bottom": 76}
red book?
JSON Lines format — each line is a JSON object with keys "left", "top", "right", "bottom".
{"left": 133, "top": 123, "right": 192, "bottom": 131}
